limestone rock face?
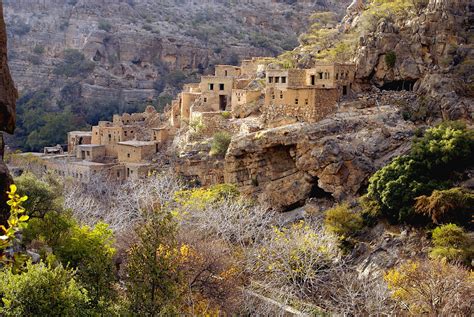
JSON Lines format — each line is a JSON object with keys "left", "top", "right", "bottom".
{"left": 3, "top": 0, "right": 351, "bottom": 104}
{"left": 353, "top": 0, "right": 473, "bottom": 120}
{"left": 224, "top": 105, "right": 414, "bottom": 210}
{"left": 0, "top": 2, "right": 17, "bottom": 225}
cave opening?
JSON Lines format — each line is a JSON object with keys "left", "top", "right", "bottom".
{"left": 379, "top": 80, "right": 417, "bottom": 91}
{"left": 309, "top": 182, "right": 333, "bottom": 200}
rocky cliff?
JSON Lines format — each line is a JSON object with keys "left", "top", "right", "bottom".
{"left": 4, "top": 0, "right": 351, "bottom": 104}
{"left": 225, "top": 99, "right": 415, "bottom": 210}
{"left": 191, "top": 0, "right": 473, "bottom": 210}
{"left": 0, "top": 1, "right": 17, "bottom": 225}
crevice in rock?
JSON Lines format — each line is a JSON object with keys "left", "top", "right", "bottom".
{"left": 379, "top": 80, "right": 417, "bottom": 91}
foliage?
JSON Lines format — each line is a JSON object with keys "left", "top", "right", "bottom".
{"left": 210, "top": 131, "right": 232, "bottom": 157}
{"left": 14, "top": 172, "right": 63, "bottom": 218}
{"left": 125, "top": 212, "right": 182, "bottom": 315}
{"left": 0, "top": 185, "right": 29, "bottom": 272}
{"left": 430, "top": 224, "right": 473, "bottom": 264}
{"left": 98, "top": 20, "right": 112, "bottom": 32}
{"left": 367, "top": 121, "right": 474, "bottom": 223}
{"left": 33, "top": 45, "right": 45, "bottom": 55}
{"left": 189, "top": 117, "right": 205, "bottom": 136}
{"left": 324, "top": 203, "right": 364, "bottom": 239}
{"left": 384, "top": 260, "right": 473, "bottom": 315}
{"left": 0, "top": 261, "right": 90, "bottom": 316}
{"left": 53, "top": 49, "right": 95, "bottom": 78}
{"left": 175, "top": 184, "right": 239, "bottom": 211}
{"left": 385, "top": 51, "right": 397, "bottom": 68}
{"left": 414, "top": 188, "right": 474, "bottom": 226}
{"left": 221, "top": 111, "right": 232, "bottom": 119}
{"left": 22, "top": 207, "right": 116, "bottom": 308}
{"left": 54, "top": 222, "right": 116, "bottom": 306}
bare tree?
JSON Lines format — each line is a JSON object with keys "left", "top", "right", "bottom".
{"left": 63, "top": 171, "right": 183, "bottom": 233}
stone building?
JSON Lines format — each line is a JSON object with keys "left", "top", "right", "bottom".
{"left": 76, "top": 144, "right": 106, "bottom": 162}
{"left": 67, "top": 131, "right": 92, "bottom": 156}
{"left": 199, "top": 75, "right": 235, "bottom": 112}
{"left": 117, "top": 141, "right": 158, "bottom": 164}
{"left": 263, "top": 63, "right": 356, "bottom": 124}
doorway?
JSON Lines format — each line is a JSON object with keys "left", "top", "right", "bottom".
{"left": 219, "top": 95, "right": 227, "bottom": 111}
{"left": 342, "top": 85, "right": 348, "bottom": 96}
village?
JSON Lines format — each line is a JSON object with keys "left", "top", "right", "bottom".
{"left": 16, "top": 58, "right": 356, "bottom": 184}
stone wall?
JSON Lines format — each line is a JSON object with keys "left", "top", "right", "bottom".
{"left": 191, "top": 112, "right": 240, "bottom": 138}
{"left": 263, "top": 87, "right": 340, "bottom": 126}
{"left": 0, "top": 2, "right": 17, "bottom": 225}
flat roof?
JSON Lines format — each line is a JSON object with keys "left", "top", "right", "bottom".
{"left": 68, "top": 131, "right": 93, "bottom": 135}
{"left": 77, "top": 144, "right": 105, "bottom": 148}
{"left": 118, "top": 141, "right": 156, "bottom": 147}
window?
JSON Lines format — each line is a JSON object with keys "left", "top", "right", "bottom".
{"left": 280, "top": 92, "right": 283, "bottom": 99}
{"left": 295, "top": 99, "right": 298, "bottom": 105}
{"left": 219, "top": 83, "right": 225, "bottom": 91}
{"left": 311, "top": 75, "right": 315, "bottom": 85}
{"left": 281, "top": 77, "right": 286, "bottom": 84}
{"left": 209, "top": 83, "right": 214, "bottom": 90}
{"left": 272, "top": 94, "right": 275, "bottom": 99}
{"left": 336, "top": 73, "right": 339, "bottom": 80}
{"left": 204, "top": 97, "right": 207, "bottom": 102}
{"left": 318, "top": 72, "right": 323, "bottom": 79}
{"left": 124, "top": 131, "right": 127, "bottom": 136}
{"left": 238, "top": 97, "right": 241, "bottom": 102}
{"left": 87, "top": 151, "right": 90, "bottom": 156}
{"left": 268, "top": 77, "right": 273, "bottom": 83}
{"left": 305, "top": 99, "right": 309, "bottom": 105}
{"left": 225, "top": 70, "right": 228, "bottom": 76}
{"left": 275, "top": 77, "right": 280, "bottom": 83}
{"left": 127, "top": 153, "right": 131, "bottom": 158}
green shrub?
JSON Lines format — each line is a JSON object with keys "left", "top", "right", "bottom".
{"left": 98, "top": 20, "right": 112, "bottom": 32}
{"left": 385, "top": 51, "right": 397, "bottom": 68}
{"left": 324, "top": 203, "right": 364, "bottom": 239}
{"left": 0, "top": 261, "right": 90, "bottom": 316}
{"left": 221, "top": 111, "right": 231, "bottom": 119}
{"left": 175, "top": 184, "right": 240, "bottom": 209}
{"left": 210, "top": 132, "right": 232, "bottom": 157}
{"left": 33, "top": 45, "right": 45, "bottom": 55}
{"left": 430, "top": 224, "right": 473, "bottom": 264}
{"left": 53, "top": 49, "right": 95, "bottom": 78}
{"left": 367, "top": 121, "right": 474, "bottom": 223}
{"left": 415, "top": 188, "right": 474, "bottom": 226}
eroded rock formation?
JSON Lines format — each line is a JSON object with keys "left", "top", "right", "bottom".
{"left": 0, "top": 1, "right": 17, "bottom": 225}
{"left": 225, "top": 104, "right": 415, "bottom": 210}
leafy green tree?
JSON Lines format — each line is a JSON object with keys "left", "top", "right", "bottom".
{"left": 23, "top": 211, "right": 116, "bottom": 308}
{"left": 14, "top": 172, "right": 63, "bottom": 218}
{"left": 54, "top": 222, "right": 116, "bottom": 307}
{"left": 0, "top": 261, "right": 90, "bottom": 316}
{"left": 125, "top": 212, "right": 182, "bottom": 315}
{"left": 430, "top": 224, "right": 473, "bottom": 264}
